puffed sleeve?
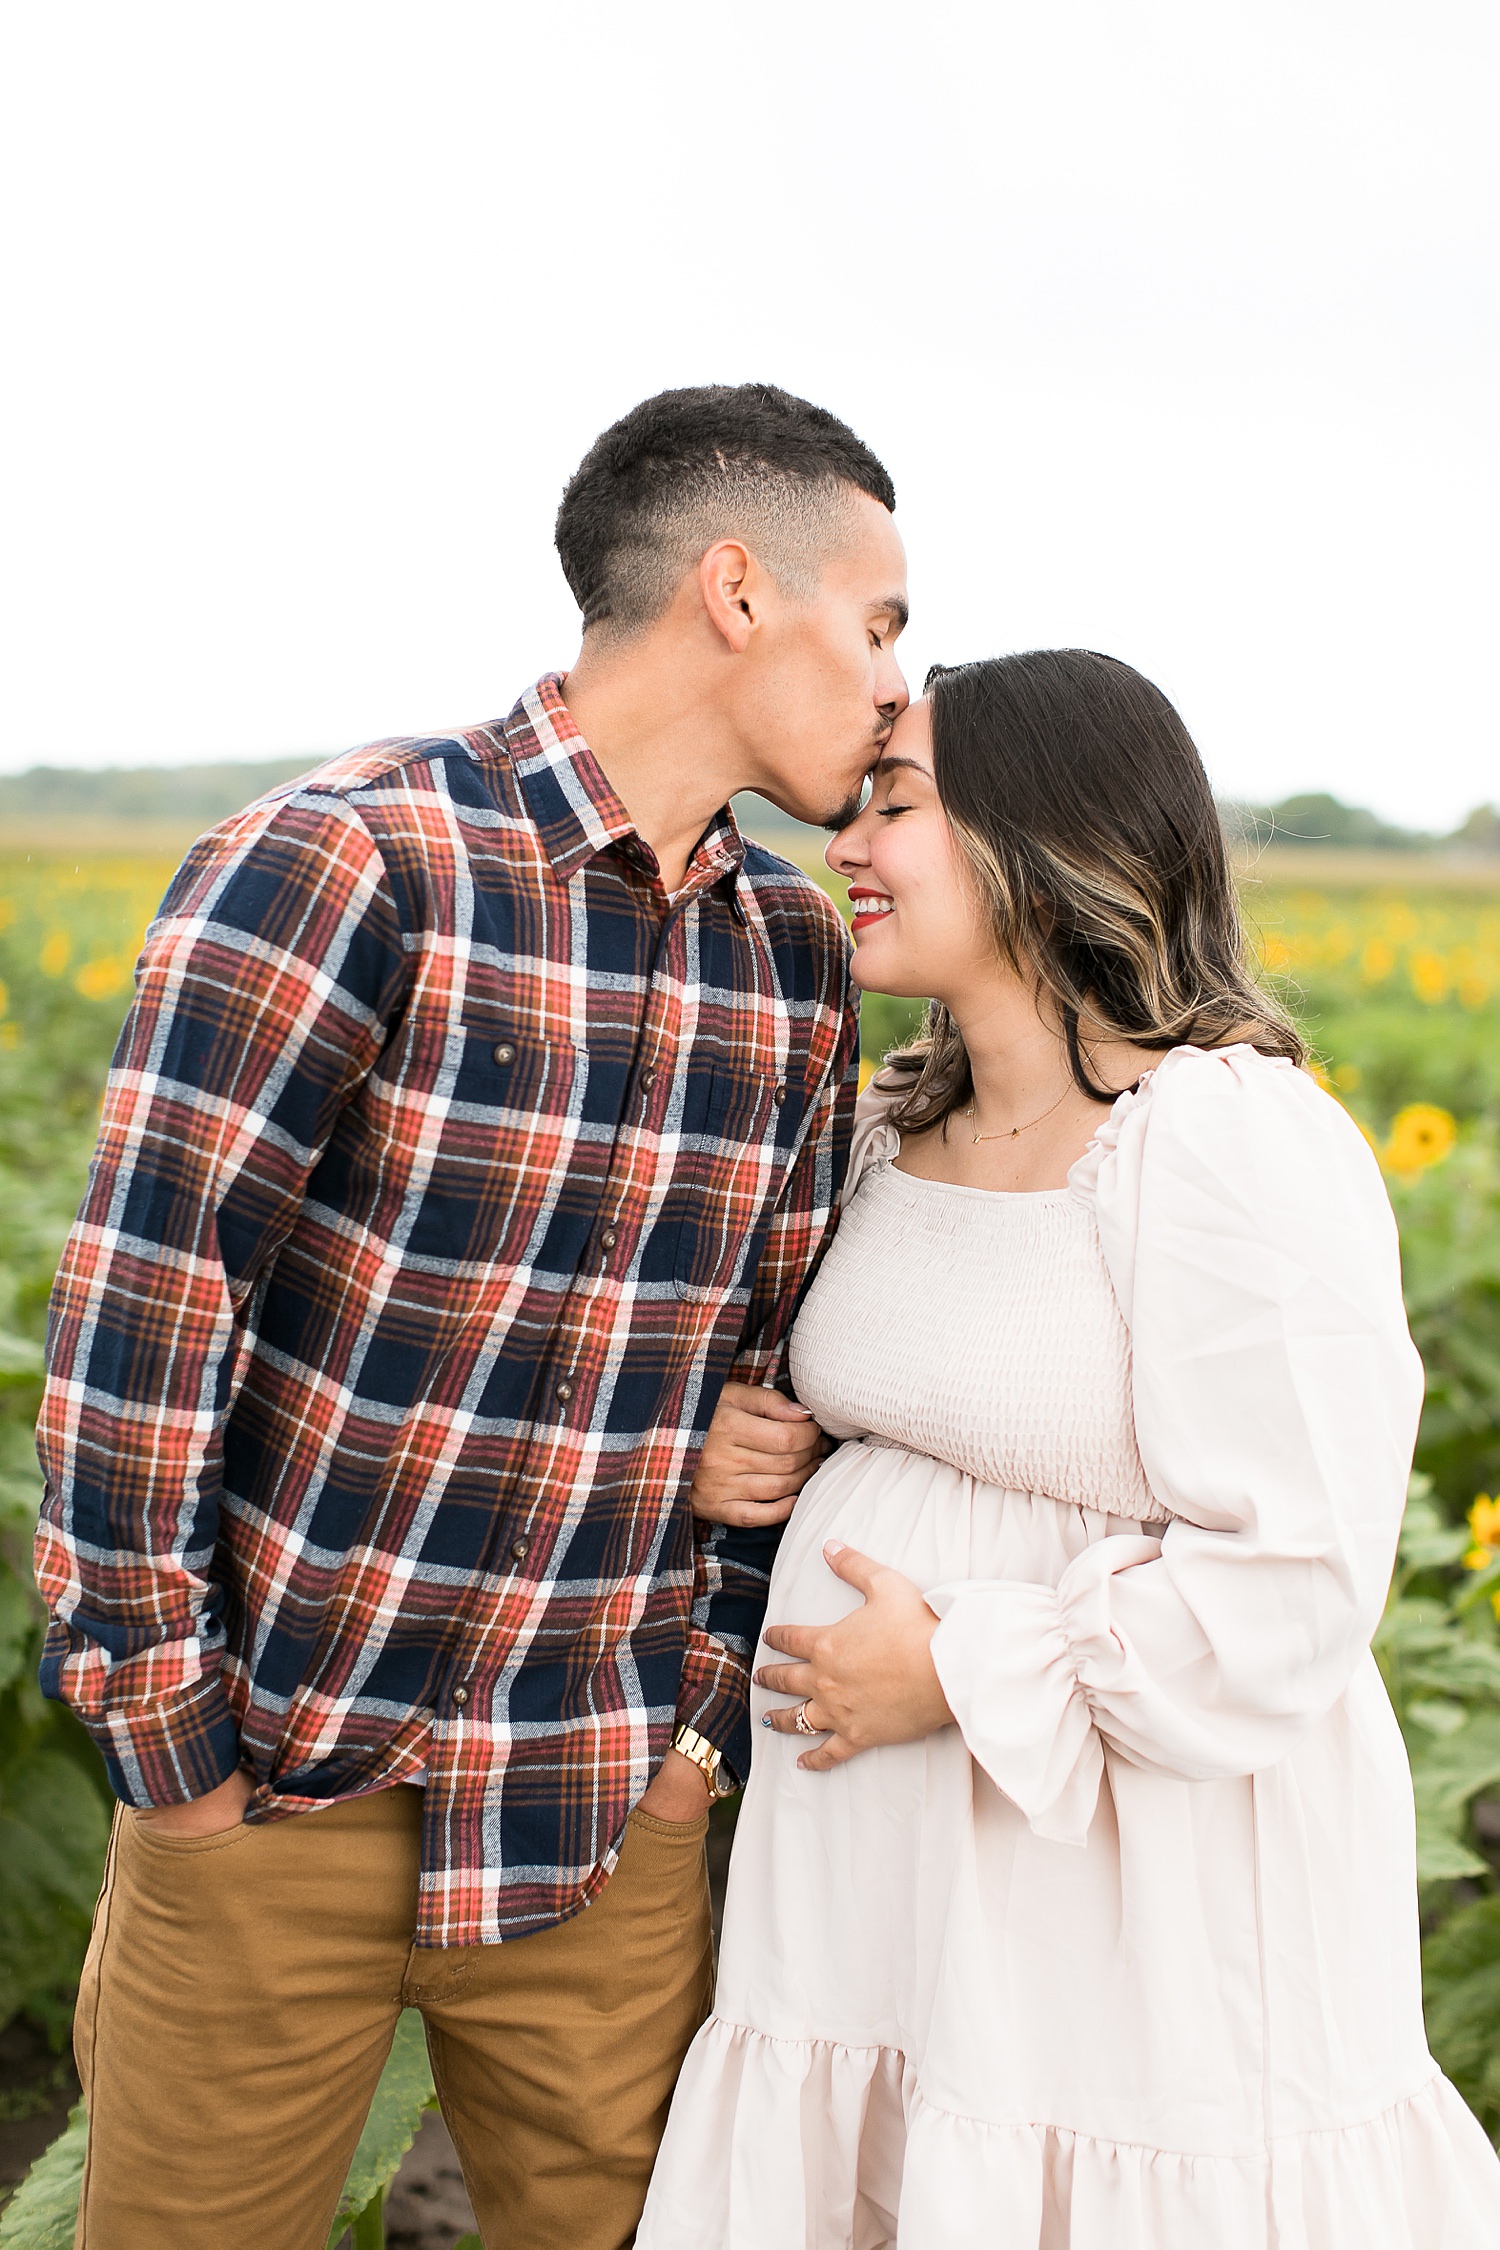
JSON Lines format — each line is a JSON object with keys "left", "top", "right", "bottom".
{"left": 844, "top": 1069, "right": 906, "bottom": 1198}
{"left": 925, "top": 1044, "right": 1425, "bottom": 1845}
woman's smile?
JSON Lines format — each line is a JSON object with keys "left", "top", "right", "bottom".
{"left": 847, "top": 885, "right": 895, "bottom": 934}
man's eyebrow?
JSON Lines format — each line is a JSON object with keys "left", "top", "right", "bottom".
{"left": 867, "top": 594, "right": 910, "bottom": 631}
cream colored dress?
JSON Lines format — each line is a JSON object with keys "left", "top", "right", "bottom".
{"left": 639, "top": 1045, "right": 1500, "bottom": 2249}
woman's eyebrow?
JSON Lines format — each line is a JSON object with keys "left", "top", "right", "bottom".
{"left": 874, "top": 755, "right": 932, "bottom": 779}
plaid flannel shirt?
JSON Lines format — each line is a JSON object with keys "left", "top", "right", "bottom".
{"left": 35, "top": 675, "right": 857, "bottom": 1946}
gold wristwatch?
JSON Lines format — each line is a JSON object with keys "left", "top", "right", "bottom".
{"left": 673, "top": 1724, "right": 737, "bottom": 1799}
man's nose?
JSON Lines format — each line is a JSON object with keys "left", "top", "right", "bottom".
{"left": 877, "top": 655, "right": 910, "bottom": 721}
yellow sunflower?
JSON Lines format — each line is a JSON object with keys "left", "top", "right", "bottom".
{"left": 1384, "top": 1103, "right": 1457, "bottom": 1176}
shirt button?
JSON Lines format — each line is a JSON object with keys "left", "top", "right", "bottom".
{"left": 640, "top": 1065, "right": 656, "bottom": 1091}
{"left": 510, "top": 1536, "right": 530, "bottom": 1561}
{"left": 773, "top": 1082, "right": 788, "bottom": 1105}
{"left": 451, "top": 1685, "right": 470, "bottom": 1708}
{"left": 253, "top": 1783, "right": 273, "bottom": 1802}
{"left": 492, "top": 1042, "right": 516, "bottom": 1066}
{"left": 599, "top": 1228, "right": 617, "bottom": 1251}
{"left": 555, "top": 1380, "right": 574, "bottom": 1404}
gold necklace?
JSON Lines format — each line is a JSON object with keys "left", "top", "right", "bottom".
{"left": 964, "top": 1079, "right": 1074, "bottom": 1143}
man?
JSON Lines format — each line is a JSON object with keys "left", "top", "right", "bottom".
{"left": 35, "top": 382, "right": 908, "bottom": 2247}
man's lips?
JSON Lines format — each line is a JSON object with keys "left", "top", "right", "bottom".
{"left": 848, "top": 887, "right": 895, "bottom": 934}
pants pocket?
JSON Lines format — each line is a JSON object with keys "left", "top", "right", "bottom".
{"left": 625, "top": 1806, "right": 711, "bottom": 1845}
{"left": 126, "top": 1812, "right": 260, "bottom": 1857}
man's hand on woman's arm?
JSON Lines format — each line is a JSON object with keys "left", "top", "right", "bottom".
{"left": 689, "top": 1383, "right": 831, "bottom": 1528}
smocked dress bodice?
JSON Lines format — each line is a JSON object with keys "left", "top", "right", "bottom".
{"left": 788, "top": 1142, "right": 1160, "bottom": 1522}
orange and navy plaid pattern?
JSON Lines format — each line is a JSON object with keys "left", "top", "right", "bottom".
{"left": 34, "top": 675, "right": 857, "bottom": 1946}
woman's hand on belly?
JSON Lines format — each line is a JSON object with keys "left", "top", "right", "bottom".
{"left": 754, "top": 1541, "right": 956, "bottom": 1770}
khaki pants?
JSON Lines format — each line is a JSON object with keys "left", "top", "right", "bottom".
{"left": 73, "top": 1785, "right": 713, "bottom": 2250}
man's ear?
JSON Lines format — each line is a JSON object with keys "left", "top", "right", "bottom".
{"left": 698, "top": 538, "right": 764, "bottom": 655}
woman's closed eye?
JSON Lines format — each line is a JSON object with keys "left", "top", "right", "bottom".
{"left": 877, "top": 802, "right": 913, "bottom": 820}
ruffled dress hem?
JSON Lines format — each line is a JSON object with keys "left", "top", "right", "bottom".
{"left": 640, "top": 2014, "right": 1500, "bottom": 2248}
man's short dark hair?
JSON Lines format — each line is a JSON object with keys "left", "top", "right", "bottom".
{"left": 555, "top": 383, "right": 896, "bottom": 636}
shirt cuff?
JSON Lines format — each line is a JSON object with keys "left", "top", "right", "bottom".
{"left": 86, "top": 1674, "right": 244, "bottom": 1808}
{"left": 675, "top": 1628, "right": 751, "bottom": 1793}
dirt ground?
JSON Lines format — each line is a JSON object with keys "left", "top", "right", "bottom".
{"left": 0, "top": 2016, "right": 81, "bottom": 2208}
{"left": 381, "top": 2110, "right": 478, "bottom": 2246}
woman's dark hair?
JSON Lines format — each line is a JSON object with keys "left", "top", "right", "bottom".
{"left": 885, "top": 650, "right": 1304, "bottom": 1133}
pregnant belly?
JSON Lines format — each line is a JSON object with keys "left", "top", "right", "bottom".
{"left": 753, "top": 1439, "right": 1153, "bottom": 1728}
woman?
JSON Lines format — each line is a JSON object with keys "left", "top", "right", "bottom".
{"left": 640, "top": 652, "right": 1500, "bottom": 2247}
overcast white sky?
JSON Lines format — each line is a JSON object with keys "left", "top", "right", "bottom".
{"left": 3, "top": 1, "right": 1495, "bottom": 826}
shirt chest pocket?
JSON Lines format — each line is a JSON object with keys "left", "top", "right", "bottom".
{"left": 340, "top": 1021, "right": 587, "bottom": 1270}
{"left": 660, "top": 1058, "right": 805, "bottom": 1302}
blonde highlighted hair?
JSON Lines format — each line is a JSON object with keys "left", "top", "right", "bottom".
{"left": 885, "top": 651, "right": 1303, "bottom": 1134}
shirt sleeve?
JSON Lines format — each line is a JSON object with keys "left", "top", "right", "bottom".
{"left": 924, "top": 1045, "right": 1425, "bottom": 1844}
{"left": 674, "top": 962, "right": 861, "bottom": 1782}
{"left": 728, "top": 993, "right": 861, "bottom": 1388}
{"left": 33, "top": 793, "right": 410, "bottom": 1807}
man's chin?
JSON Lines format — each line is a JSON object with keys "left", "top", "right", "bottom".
{"left": 817, "top": 785, "right": 868, "bottom": 833}
{"left": 755, "top": 752, "right": 881, "bottom": 834}
{"left": 749, "top": 784, "right": 865, "bottom": 832}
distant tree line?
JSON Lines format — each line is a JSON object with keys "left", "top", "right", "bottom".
{"left": 1222, "top": 792, "right": 1500, "bottom": 855}
{"left": 0, "top": 759, "right": 313, "bottom": 827}
{"left": 0, "top": 764, "right": 1497, "bottom": 858}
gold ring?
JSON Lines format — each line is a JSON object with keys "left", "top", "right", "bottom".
{"left": 793, "top": 1700, "right": 818, "bottom": 1736}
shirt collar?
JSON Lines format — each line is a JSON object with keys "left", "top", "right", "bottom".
{"left": 503, "top": 674, "right": 747, "bottom": 894}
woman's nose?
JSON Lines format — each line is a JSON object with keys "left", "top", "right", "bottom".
{"left": 826, "top": 815, "right": 869, "bottom": 878}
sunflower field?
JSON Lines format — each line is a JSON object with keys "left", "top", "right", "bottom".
{"left": 2, "top": 840, "right": 1500, "bottom": 2221}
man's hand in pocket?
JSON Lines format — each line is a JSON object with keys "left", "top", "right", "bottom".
{"left": 134, "top": 1767, "right": 255, "bottom": 1838}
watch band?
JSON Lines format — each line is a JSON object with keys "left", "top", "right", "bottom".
{"left": 673, "top": 1724, "right": 735, "bottom": 1797}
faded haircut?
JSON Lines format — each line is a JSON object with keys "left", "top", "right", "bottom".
{"left": 555, "top": 382, "right": 895, "bottom": 636}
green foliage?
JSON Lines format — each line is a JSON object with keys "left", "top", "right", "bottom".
{"left": 0, "top": 859, "right": 140, "bottom": 2048}
{"left": 0, "top": 1734, "right": 111, "bottom": 2046}
{"left": 857, "top": 989, "right": 926, "bottom": 1071}
{"left": 1239, "top": 880, "right": 1500, "bottom": 1126}
{"left": 0, "top": 1417, "right": 111, "bottom": 2044}
{"left": 1377, "top": 1478, "right": 1500, "bottom": 2128}
{"left": 1390, "top": 1135, "right": 1500, "bottom": 1508}
{"left": 0, "top": 2102, "right": 86, "bottom": 2250}
{"left": 1377, "top": 1482, "right": 1500, "bottom": 1881}
{"left": 324, "top": 2011, "right": 438, "bottom": 2246}
{"left": 1424, "top": 1901, "right": 1500, "bottom": 2136}
{"left": 1311, "top": 1001, "right": 1500, "bottom": 1127}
